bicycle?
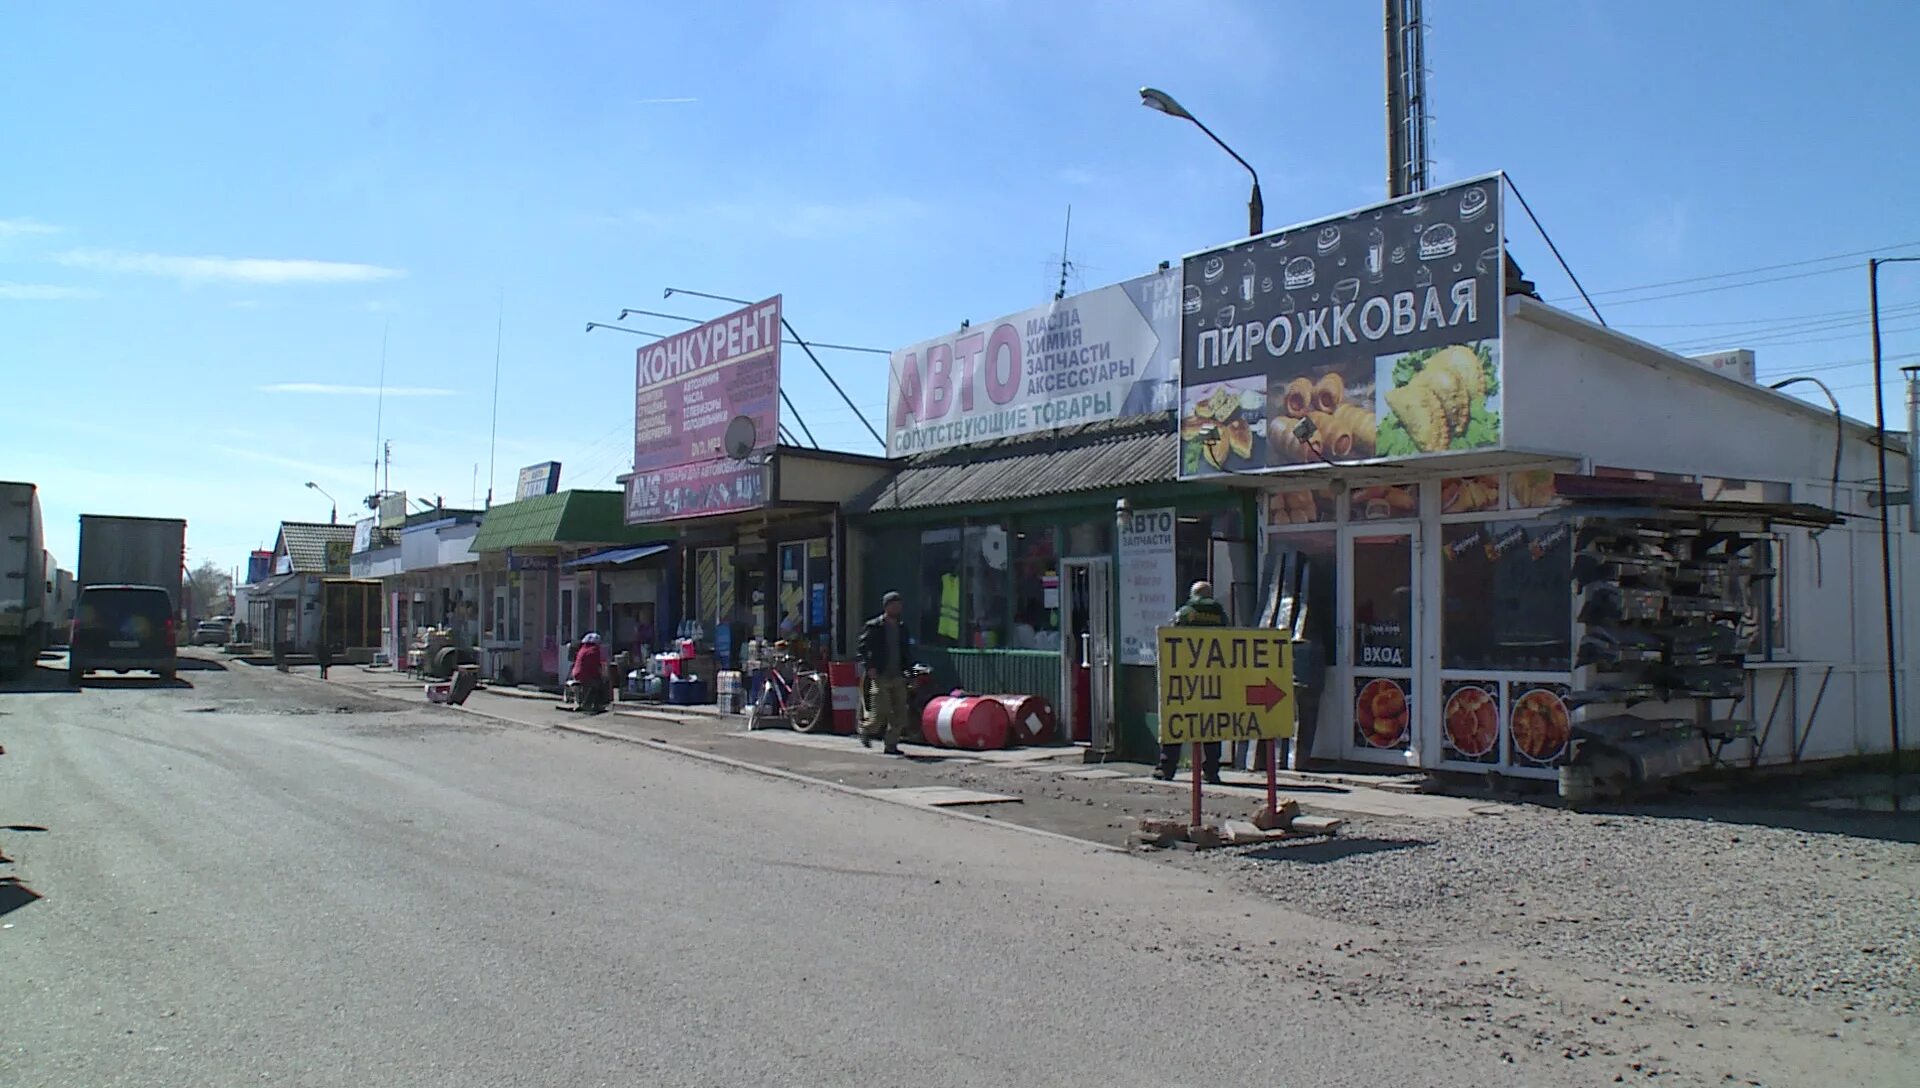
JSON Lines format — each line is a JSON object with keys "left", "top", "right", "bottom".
{"left": 746, "top": 648, "right": 827, "bottom": 732}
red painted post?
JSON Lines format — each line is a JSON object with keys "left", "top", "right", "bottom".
{"left": 1189, "top": 741, "right": 1203, "bottom": 829}
{"left": 1266, "top": 737, "right": 1278, "bottom": 817}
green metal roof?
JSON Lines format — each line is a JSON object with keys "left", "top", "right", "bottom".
{"left": 470, "top": 490, "right": 668, "bottom": 552}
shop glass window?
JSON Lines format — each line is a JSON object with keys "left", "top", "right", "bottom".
{"left": 693, "top": 546, "right": 734, "bottom": 638}
{"left": 507, "top": 574, "right": 521, "bottom": 642}
{"left": 776, "top": 542, "right": 808, "bottom": 639}
{"left": 1440, "top": 518, "right": 1572, "bottom": 672}
{"left": 1440, "top": 475, "right": 1501, "bottom": 515}
{"left": 919, "top": 528, "right": 963, "bottom": 647}
{"left": 1010, "top": 525, "right": 1060, "bottom": 649}
{"left": 1064, "top": 520, "right": 1110, "bottom": 557}
{"left": 803, "top": 539, "right": 831, "bottom": 642}
{"left": 1351, "top": 483, "right": 1419, "bottom": 521}
{"left": 963, "top": 523, "right": 1011, "bottom": 648}
{"left": 1351, "top": 532, "right": 1414, "bottom": 668}
{"left": 1175, "top": 516, "right": 1209, "bottom": 599}
{"left": 1264, "top": 529, "right": 1337, "bottom": 647}
{"left": 1267, "top": 487, "right": 1337, "bottom": 527}
{"left": 1743, "top": 536, "right": 1788, "bottom": 656}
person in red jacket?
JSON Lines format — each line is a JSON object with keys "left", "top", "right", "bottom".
{"left": 571, "top": 632, "right": 608, "bottom": 713}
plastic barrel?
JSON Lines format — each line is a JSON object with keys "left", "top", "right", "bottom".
{"left": 988, "top": 694, "right": 1055, "bottom": 746}
{"left": 920, "top": 695, "right": 1011, "bottom": 751}
{"left": 828, "top": 661, "right": 861, "bottom": 735}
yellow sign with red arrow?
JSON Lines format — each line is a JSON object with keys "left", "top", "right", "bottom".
{"left": 1156, "top": 626, "right": 1296, "bottom": 743}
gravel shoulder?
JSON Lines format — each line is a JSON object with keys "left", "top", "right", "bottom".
{"left": 1192, "top": 797, "right": 1920, "bottom": 1021}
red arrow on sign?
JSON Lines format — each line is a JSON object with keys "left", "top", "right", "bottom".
{"left": 1245, "top": 678, "right": 1288, "bottom": 712}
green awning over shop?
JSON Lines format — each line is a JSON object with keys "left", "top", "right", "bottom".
{"left": 470, "top": 489, "right": 668, "bottom": 552}
{"left": 847, "top": 414, "right": 1181, "bottom": 515}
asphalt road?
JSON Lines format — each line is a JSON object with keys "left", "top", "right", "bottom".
{"left": 2, "top": 656, "right": 1909, "bottom": 1087}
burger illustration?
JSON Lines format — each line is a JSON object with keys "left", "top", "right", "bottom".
{"left": 1284, "top": 256, "right": 1316, "bottom": 290}
{"left": 1418, "top": 223, "right": 1458, "bottom": 261}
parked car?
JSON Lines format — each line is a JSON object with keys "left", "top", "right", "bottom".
{"left": 69, "top": 584, "right": 177, "bottom": 682}
{"left": 192, "top": 619, "right": 230, "bottom": 646}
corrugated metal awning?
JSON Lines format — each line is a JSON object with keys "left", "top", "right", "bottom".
{"left": 849, "top": 415, "right": 1177, "bottom": 514}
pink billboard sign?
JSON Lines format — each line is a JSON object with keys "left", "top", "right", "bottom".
{"left": 624, "top": 460, "right": 768, "bottom": 523}
{"left": 633, "top": 295, "right": 782, "bottom": 473}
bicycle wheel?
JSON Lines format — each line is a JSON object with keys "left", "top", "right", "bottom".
{"left": 786, "top": 671, "right": 828, "bottom": 732}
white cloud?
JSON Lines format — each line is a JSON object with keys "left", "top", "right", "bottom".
{"left": 257, "top": 382, "right": 454, "bottom": 397}
{"left": 56, "top": 249, "right": 405, "bottom": 284}
{"left": 0, "top": 281, "right": 98, "bottom": 300}
{"left": 0, "top": 218, "right": 59, "bottom": 237}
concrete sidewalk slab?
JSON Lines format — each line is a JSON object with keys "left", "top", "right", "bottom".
{"left": 866, "top": 787, "right": 1021, "bottom": 807}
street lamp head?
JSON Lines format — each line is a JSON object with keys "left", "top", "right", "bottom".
{"left": 304, "top": 481, "right": 319, "bottom": 491}
{"left": 1139, "top": 87, "right": 1191, "bottom": 121}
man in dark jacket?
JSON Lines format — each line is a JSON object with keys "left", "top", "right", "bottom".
{"left": 857, "top": 591, "right": 914, "bottom": 754}
{"left": 1156, "top": 581, "right": 1229, "bottom": 782}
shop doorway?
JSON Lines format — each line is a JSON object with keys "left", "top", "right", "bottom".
{"left": 1344, "top": 525, "right": 1423, "bottom": 766}
{"left": 1060, "top": 557, "right": 1114, "bottom": 749}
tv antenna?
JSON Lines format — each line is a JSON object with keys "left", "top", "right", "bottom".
{"left": 1055, "top": 204, "right": 1074, "bottom": 300}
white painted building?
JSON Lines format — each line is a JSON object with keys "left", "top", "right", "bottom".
{"left": 1259, "top": 294, "right": 1915, "bottom": 777}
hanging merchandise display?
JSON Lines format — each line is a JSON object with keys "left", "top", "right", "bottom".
{"left": 1557, "top": 500, "right": 1815, "bottom": 800}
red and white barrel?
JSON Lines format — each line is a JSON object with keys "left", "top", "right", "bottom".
{"left": 988, "top": 694, "right": 1055, "bottom": 746}
{"left": 920, "top": 695, "right": 1011, "bottom": 751}
{"left": 827, "top": 661, "right": 861, "bottom": 735}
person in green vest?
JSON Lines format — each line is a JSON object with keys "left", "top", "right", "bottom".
{"left": 1155, "top": 580, "right": 1228, "bottom": 783}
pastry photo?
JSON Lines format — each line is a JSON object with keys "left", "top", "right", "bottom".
{"left": 1267, "top": 366, "right": 1377, "bottom": 465}
{"left": 1373, "top": 342, "right": 1501, "bottom": 457}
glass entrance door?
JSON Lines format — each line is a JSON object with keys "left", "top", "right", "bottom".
{"left": 1345, "top": 527, "right": 1420, "bottom": 764}
{"left": 1060, "top": 557, "right": 1114, "bottom": 749}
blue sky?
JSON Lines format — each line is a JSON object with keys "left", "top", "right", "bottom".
{"left": 5, "top": 0, "right": 1920, "bottom": 573}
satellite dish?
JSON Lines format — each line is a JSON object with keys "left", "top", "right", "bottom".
{"left": 723, "top": 415, "right": 758, "bottom": 461}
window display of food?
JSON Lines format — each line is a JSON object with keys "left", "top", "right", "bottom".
{"left": 1267, "top": 487, "right": 1337, "bottom": 526}
{"left": 1354, "top": 676, "right": 1411, "bottom": 749}
{"left": 1509, "top": 468, "right": 1560, "bottom": 509}
{"left": 1350, "top": 483, "right": 1418, "bottom": 521}
{"left": 1509, "top": 684, "right": 1571, "bottom": 764}
{"left": 1443, "top": 679, "right": 1500, "bottom": 763}
{"left": 1441, "top": 474, "right": 1501, "bottom": 513}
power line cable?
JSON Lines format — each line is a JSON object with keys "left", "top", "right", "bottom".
{"left": 1618, "top": 299, "right": 1920, "bottom": 331}
{"left": 1505, "top": 174, "right": 1604, "bottom": 326}
{"left": 1547, "top": 239, "right": 1920, "bottom": 304}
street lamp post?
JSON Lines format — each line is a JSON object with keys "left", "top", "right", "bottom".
{"left": 305, "top": 481, "right": 337, "bottom": 524}
{"left": 1139, "top": 86, "right": 1264, "bottom": 237}
{"left": 1871, "top": 257, "right": 1919, "bottom": 774}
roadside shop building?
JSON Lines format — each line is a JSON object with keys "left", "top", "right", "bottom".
{"left": 1176, "top": 176, "right": 1918, "bottom": 780}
